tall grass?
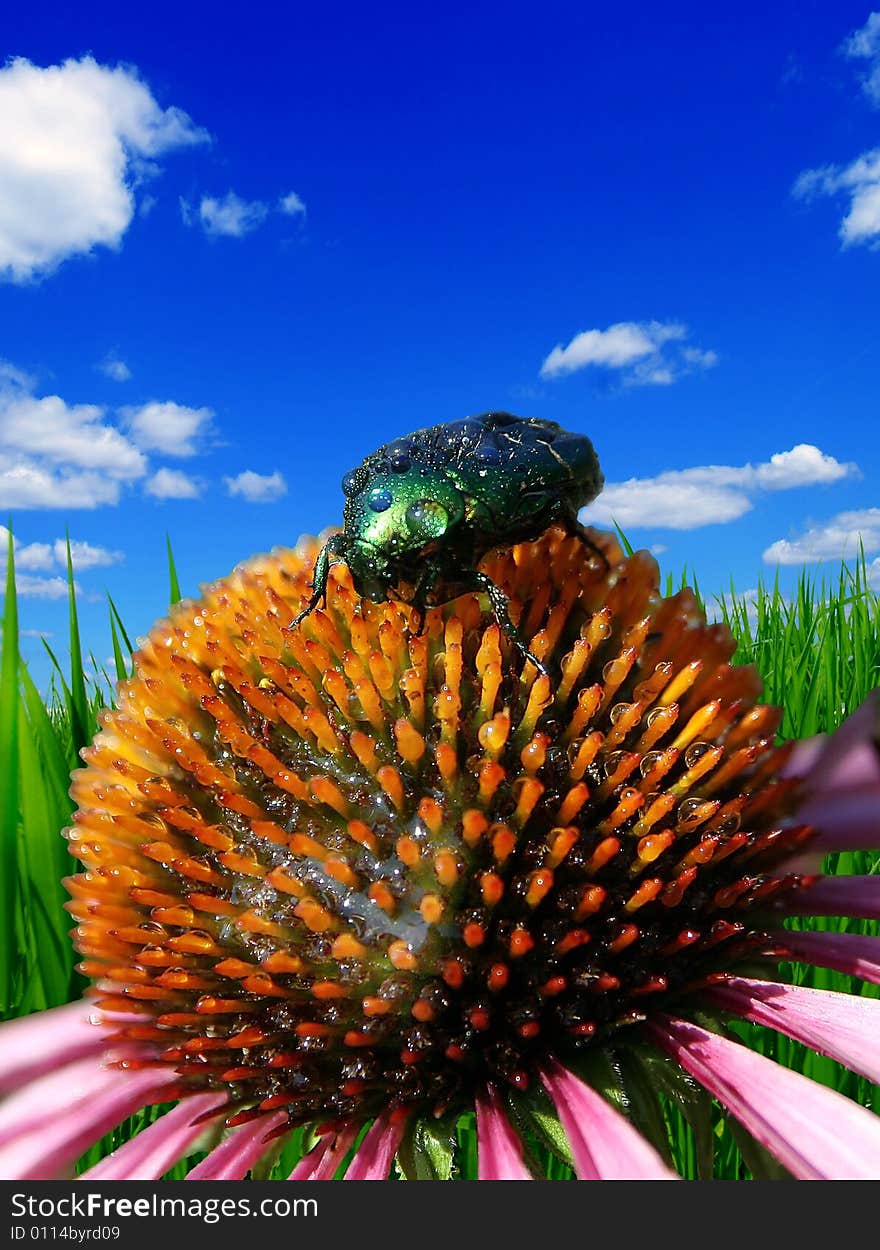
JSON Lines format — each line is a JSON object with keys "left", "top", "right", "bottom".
{"left": 0, "top": 532, "right": 877, "bottom": 1178}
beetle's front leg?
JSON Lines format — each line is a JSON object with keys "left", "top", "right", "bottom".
{"left": 468, "top": 570, "right": 550, "bottom": 680}
{"left": 406, "top": 557, "right": 445, "bottom": 636}
{"left": 291, "top": 533, "right": 346, "bottom": 628}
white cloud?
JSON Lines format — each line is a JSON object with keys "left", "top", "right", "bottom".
{"left": 20, "top": 628, "right": 53, "bottom": 638}
{"left": 14, "top": 573, "right": 81, "bottom": 599}
{"left": 99, "top": 355, "right": 132, "bottom": 382}
{"left": 580, "top": 444, "right": 857, "bottom": 531}
{"left": 868, "top": 556, "right": 880, "bottom": 588}
{"left": 224, "top": 469, "right": 287, "bottom": 503}
{"left": 540, "top": 320, "right": 717, "bottom": 386}
{"left": 13, "top": 541, "right": 54, "bottom": 571}
{"left": 794, "top": 150, "right": 880, "bottom": 246}
{"left": 0, "top": 392, "right": 145, "bottom": 477}
{"left": 842, "top": 12, "right": 880, "bottom": 106}
{"left": 0, "top": 367, "right": 147, "bottom": 509}
{"left": 763, "top": 508, "right": 880, "bottom": 565}
{"left": 795, "top": 17, "right": 880, "bottom": 245}
{"left": 192, "top": 191, "right": 268, "bottom": 238}
{"left": 0, "top": 56, "right": 208, "bottom": 283}
{"left": 279, "top": 191, "right": 307, "bottom": 217}
{"left": 0, "top": 525, "right": 122, "bottom": 573}
{"left": 146, "top": 467, "right": 202, "bottom": 499}
{"left": 59, "top": 539, "right": 123, "bottom": 569}
{"left": 753, "top": 443, "right": 856, "bottom": 488}
{"left": 122, "top": 400, "right": 213, "bottom": 457}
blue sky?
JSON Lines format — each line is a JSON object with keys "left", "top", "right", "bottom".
{"left": 1, "top": 1, "right": 879, "bottom": 687}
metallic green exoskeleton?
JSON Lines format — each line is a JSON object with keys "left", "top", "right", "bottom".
{"left": 293, "top": 412, "right": 604, "bottom": 674}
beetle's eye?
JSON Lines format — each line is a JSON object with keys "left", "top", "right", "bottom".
{"left": 367, "top": 487, "right": 394, "bottom": 513}
{"left": 342, "top": 469, "right": 363, "bottom": 496}
{"left": 405, "top": 498, "right": 448, "bottom": 539}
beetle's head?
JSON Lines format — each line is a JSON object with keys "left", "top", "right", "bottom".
{"left": 341, "top": 464, "right": 465, "bottom": 573}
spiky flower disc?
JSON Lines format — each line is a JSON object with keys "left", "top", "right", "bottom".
{"left": 67, "top": 526, "right": 812, "bottom": 1131}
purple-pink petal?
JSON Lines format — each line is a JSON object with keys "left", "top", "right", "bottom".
{"left": 186, "top": 1115, "right": 288, "bottom": 1180}
{"left": 83, "top": 1092, "right": 228, "bottom": 1180}
{"left": 186, "top": 1110, "right": 288, "bottom": 1180}
{"left": 289, "top": 1124, "right": 358, "bottom": 1180}
{"left": 703, "top": 975, "right": 880, "bottom": 1086}
{"left": 649, "top": 1015, "right": 880, "bottom": 1180}
{"left": 344, "top": 1116, "right": 405, "bottom": 1180}
{"left": 781, "top": 735, "right": 825, "bottom": 780}
{"left": 541, "top": 1060, "right": 678, "bottom": 1180}
{"left": 0, "top": 1062, "right": 177, "bottom": 1180}
{"left": 799, "top": 693, "right": 880, "bottom": 794}
{"left": 475, "top": 1085, "right": 532, "bottom": 1180}
{"left": 0, "top": 1000, "right": 112, "bottom": 1096}
{"left": 783, "top": 875, "right": 880, "bottom": 920}
{"left": 795, "top": 786, "right": 880, "bottom": 852}
{"left": 766, "top": 927, "right": 880, "bottom": 987}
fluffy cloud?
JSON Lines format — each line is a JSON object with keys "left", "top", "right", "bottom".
{"left": 99, "top": 355, "right": 132, "bottom": 382}
{"left": 580, "top": 444, "right": 857, "bottom": 531}
{"left": 794, "top": 151, "right": 880, "bottom": 247}
{"left": 224, "top": 469, "right": 287, "bottom": 503}
{"left": 0, "top": 368, "right": 147, "bottom": 509}
{"left": 182, "top": 188, "right": 307, "bottom": 237}
{"left": 122, "top": 401, "right": 213, "bottom": 457}
{"left": 763, "top": 508, "right": 880, "bottom": 565}
{"left": 0, "top": 57, "right": 208, "bottom": 283}
{"left": 0, "top": 525, "right": 122, "bottom": 574}
{"left": 842, "top": 12, "right": 880, "bottom": 106}
{"left": 279, "top": 191, "right": 307, "bottom": 217}
{"left": 145, "top": 467, "right": 202, "bottom": 499}
{"left": 540, "top": 321, "right": 717, "bottom": 385}
{"left": 14, "top": 574, "right": 81, "bottom": 599}
{"left": 0, "top": 366, "right": 217, "bottom": 509}
{"left": 794, "top": 16, "right": 880, "bottom": 246}
{"left": 190, "top": 192, "right": 269, "bottom": 238}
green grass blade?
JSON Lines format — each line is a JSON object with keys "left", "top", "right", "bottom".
{"left": 166, "top": 534, "right": 182, "bottom": 605}
{"left": 64, "top": 536, "right": 90, "bottom": 759}
{"left": 108, "top": 602, "right": 129, "bottom": 682}
{"left": 16, "top": 696, "right": 74, "bottom": 1007}
{"left": 612, "top": 523, "right": 634, "bottom": 557}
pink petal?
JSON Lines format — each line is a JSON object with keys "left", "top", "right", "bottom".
{"left": 541, "top": 1060, "right": 678, "bottom": 1180}
{"left": 649, "top": 1015, "right": 880, "bottom": 1179}
{"left": 0, "top": 1063, "right": 177, "bottom": 1180}
{"left": 703, "top": 975, "right": 880, "bottom": 1086}
{"left": 186, "top": 1110, "right": 288, "bottom": 1180}
{"left": 288, "top": 1124, "right": 358, "bottom": 1180}
{"left": 795, "top": 786, "right": 880, "bottom": 851}
{"left": 0, "top": 1048, "right": 152, "bottom": 1148}
{"left": 83, "top": 1093, "right": 228, "bottom": 1180}
{"left": 475, "top": 1085, "right": 532, "bottom": 1180}
{"left": 794, "top": 693, "right": 880, "bottom": 793}
{"left": 781, "top": 735, "right": 825, "bottom": 780}
{"left": 344, "top": 1116, "right": 405, "bottom": 1180}
{"left": 0, "top": 1000, "right": 111, "bottom": 1096}
{"left": 766, "top": 928, "right": 880, "bottom": 987}
{"left": 783, "top": 875, "right": 880, "bottom": 920}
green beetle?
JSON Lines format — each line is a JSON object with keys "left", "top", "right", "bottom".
{"left": 293, "top": 411, "right": 604, "bottom": 673}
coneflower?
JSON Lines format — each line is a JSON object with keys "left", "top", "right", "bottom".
{"left": 1, "top": 526, "right": 878, "bottom": 1180}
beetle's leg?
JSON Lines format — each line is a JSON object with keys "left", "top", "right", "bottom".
{"left": 468, "top": 570, "right": 550, "bottom": 680}
{"left": 405, "top": 558, "right": 443, "bottom": 637}
{"left": 291, "top": 534, "right": 344, "bottom": 628}
{"left": 560, "top": 512, "right": 610, "bottom": 572}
